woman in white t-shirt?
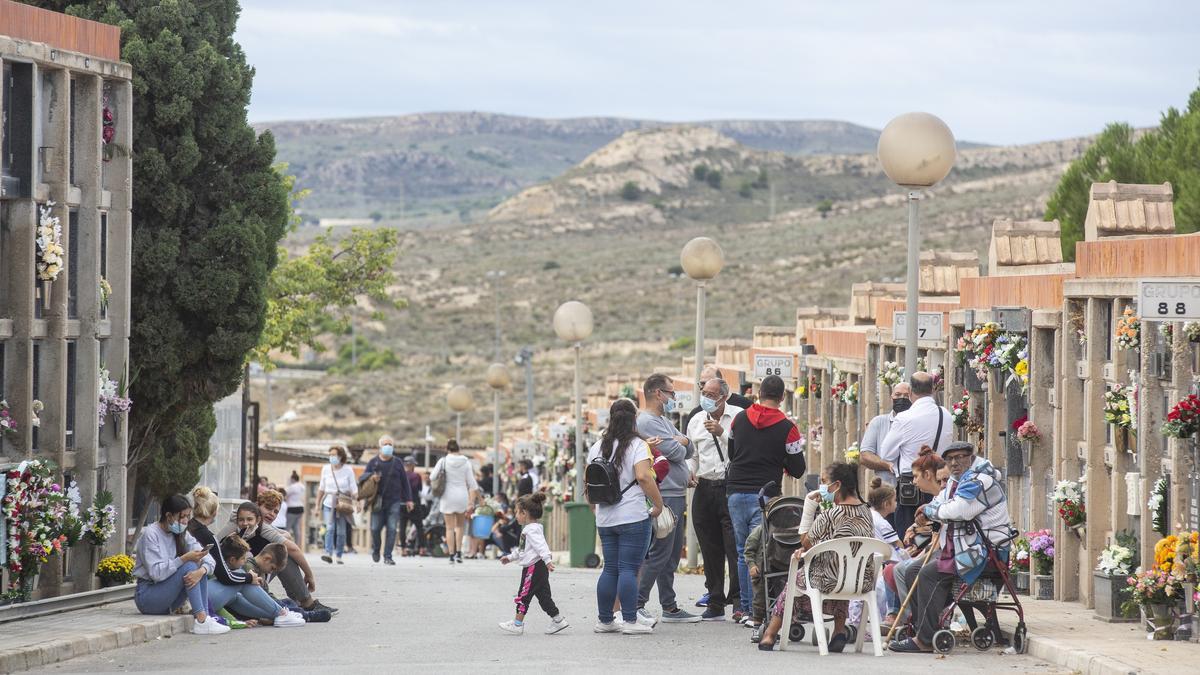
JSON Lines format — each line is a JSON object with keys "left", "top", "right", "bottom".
{"left": 315, "top": 446, "right": 358, "bottom": 564}
{"left": 586, "top": 398, "right": 664, "bottom": 634}
{"left": 430, "top": 440, "right": 480, "bottom": 564}
{"left": 284, "top": 472, "right": 305, "bottom": 544}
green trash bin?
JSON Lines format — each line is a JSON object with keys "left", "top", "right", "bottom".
{"left": 564, "top": 501, "right": 599, "bottom": 568}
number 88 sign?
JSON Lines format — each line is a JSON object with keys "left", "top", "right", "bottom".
{"left": 1137, "top": 280, "right": 1200, "bottom": 321}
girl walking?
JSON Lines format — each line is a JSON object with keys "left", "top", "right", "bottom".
{"left": 498, "top": 493, "right": 568, "bottom": 635}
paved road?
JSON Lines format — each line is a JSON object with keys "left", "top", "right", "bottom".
{"left": 37, "top": 554, "right": 1069, "bottom": 674}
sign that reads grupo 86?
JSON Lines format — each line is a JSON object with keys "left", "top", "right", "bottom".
{"left": 1137, "top": 279, "right": 1200, "bottom": 321}
{"left": 754, "top": 354, "right": 793, "bottom": 380}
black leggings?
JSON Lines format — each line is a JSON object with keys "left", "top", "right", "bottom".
{"left": 514, "top": 560, "right": 558, "bottom": 618}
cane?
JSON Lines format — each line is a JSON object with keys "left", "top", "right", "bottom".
{"left": 885, "top": 530, "right": 940, "bottom": 644}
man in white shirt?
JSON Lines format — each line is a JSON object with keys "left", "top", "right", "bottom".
{"left": 878, "top": 372, "right": 953, "bottom": 539}
{"left": 858, "top": 382, "right": 912, "bottom": 488}
{"left": 686, "top": 377, "right": 744, "bottom": 621}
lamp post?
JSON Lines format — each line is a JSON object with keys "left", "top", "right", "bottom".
{"left": 553, "top": 300, "right": 593, "bottom": 499}
{"left": 447, "top": 384, "right": 473, "bottom": 443}
{"left": 423, "top": 425, "right": 434, "bottom": 468}
{"left": 680, "top": 236, "right": 724, "bottom": 568}
{"left": 486, "top": 362, "right": 511, "bottom": 496}
{"left": 877, "top": 112, "right": 956, "bottom": 379}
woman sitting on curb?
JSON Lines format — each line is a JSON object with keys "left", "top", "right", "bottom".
{"left": 132, "top": 494, "right": 230, "bottom": 635}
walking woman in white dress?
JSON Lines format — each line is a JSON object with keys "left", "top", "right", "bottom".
{"left": 431, "top": 439, "right": 480, "bottom": 564}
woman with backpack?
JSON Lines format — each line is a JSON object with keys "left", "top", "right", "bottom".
{"left": 585, "top": 398, "right": 665, "bottom": 635}
{"left": 430, "top": 439, "right": 480, "bottom": 564}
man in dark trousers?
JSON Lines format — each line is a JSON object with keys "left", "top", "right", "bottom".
{"left": 399, "top": 455, "right": 425, "bottom": 555}
{"left": 682, "top": 364, "right": 754, "bottom": 431}
{"left": 725, "top": 374, "right": 806, "bottom": 623}
{"left": 359, "top": 434, "right": 414, "bottom": 565}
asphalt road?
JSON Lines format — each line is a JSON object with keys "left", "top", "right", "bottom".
{"left": 36, "top": 553, "right": 1071, "bottom": 674}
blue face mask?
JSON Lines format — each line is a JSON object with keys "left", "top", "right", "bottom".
{"left": 168, "top": 521, "right": 187, "bottom": 535}
{"left": 700, "top": 396, "right": 719, "bottom": 414}
{"left": 381, "top": 445, "right": 394, "bottom": 458}
{"left": 817, "top": 482, "right": 839, "bottom": 502}
{"left": 329, "top": 456, "right": 340, "bottom": 465}
{"left": 662, "top": 392, "right": 677, "bottom": 414}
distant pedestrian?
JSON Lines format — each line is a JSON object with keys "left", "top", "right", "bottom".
{"left": 399, "top": 456, "right": 425, "bottom": 555}
{"left": 726, "top": 374, "right": 806, "bottom": 623}
{"left": 316, "top": 446, "right": 359, "bottom": 565}
{"left": 497, "top": 493, "right": 568, "bottom": 635}
{"left": 360, "top": 434, "right": 414, "bottom": 565}
{"left": 878, "top": 372, "right": 953, "bottom": 540}
{"left": 284, "top": 472, "right": 305, "bottom": 545}
{"left": 635, "top": 373, "right": 701, "bottom": 624}
{"left": 516, "top": 460, "right": 535, "bottom": 497}
{"left": 431, "top": 439, "right": 480, "bottom": 564}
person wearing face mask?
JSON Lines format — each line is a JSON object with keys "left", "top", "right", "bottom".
{"left": 877, "top": 372, "right": 953, "bottom": 544}
{"left": 359, "top": 434, "right": 415, "bottom": 565}
{"left": 681, "top": 364, "right": 754, "bottom": 432}
{"left": 859, "top": 382, "right": 913, "bottom": 497}
{"left": 316, "top": 445, "right": 359, "bottom": 565}
{"left": 686, "top": 377, "right": 744, "bottom": 622}
{"left": 634, "top": 373, "right": 700, "bottom": 624}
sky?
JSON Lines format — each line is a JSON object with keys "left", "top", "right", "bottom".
{"left": 237, "top": 0, "right": 1200, "bottom": 146}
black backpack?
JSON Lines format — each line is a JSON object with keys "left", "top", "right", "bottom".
{"left": 585, "top": 443, "right": 636, "bottom": 505}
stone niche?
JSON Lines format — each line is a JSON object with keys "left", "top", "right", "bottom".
{"left": 1083, "top": 181, "right": 1175, "bottom": 241}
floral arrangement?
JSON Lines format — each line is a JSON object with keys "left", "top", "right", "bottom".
{"left": 1103, "top": 383, "right": 1134, "bottom": 430}
{"left": 1125, "top": 567, "right": 1185, "bottom": 610}
{"left": 83, "top": 490, "right": 118, "bottom": 546}
{"left": 1149, "top": 477, "right": 1169, "bottom": 536}
{"left": 1155, "top": 534, "right": 1182, "bottom": 573}
{"left": 829, "top": 380, "right": 848, "bottom": 401}
{"left": 1171, "top": 532, "right": 1200, "bottom": 583}
{"left": 97, "top": 367, "right": 133, "bottom": 428}
{"left": 102, "top": 103, "right": 116, "bottom": 146}
{"left": 1028, "top": 529, "right": 1054, "bottom": 575}
{"left": 99, "top": 278, "right": 113, "bottom": 313}
{"left": 36, "top": 202, "right": 64, "bottom": 282}
{"left": 951, "top": 390, "right": 971, "bottom": 427}
{"left": 808, "top": 375, "right": 822, "bottom": 399}
{"left": 0, "top": 399, "right": 16, "bottom": 438}
{"left": 878, "top": 361, "right": 903, "bottom": 388}
{"left": 1162, "top": 394, "right": 1200, "bottom": 439}
{"left": 844, "top": 442, "right": 860, "bottom": 464}
{"left": 838, "top": 382, "right": 858, "bottom": 406}
{"left": 1052, "top": 479, "right": 1086, "bottom": 528}
{"left": 954, "top": 323, "right": 1029, "bottom": 391}
{"left": 1097, "top": 542, "right": 1136, "bottom": 577}
{"left": 61, "top": 479, "right": 83, "bottom": 546}
{"left": 3, "top": 460, "right": 71, "bottom": 593}
{"left": 955, "top": 322, "right": 999, "bottom": 381}
{"left": 1115, "top": 306, "right": 1140, "bottom": 350}
{"left": 1010, "top": 536, "right": 1030, "bottom": 572}
{"left": 1158, "top": 323, "right": 1173, "bottom": 345}
{"left": 31, "top": 400, "right": 43, "bottom": 429}
{"left": 96, "top": 554, "right": 134, "bottom": 585}
{"left": 1016, "top": 419, "right": 1042, "bottom": 445}
{"left": 795, "top": 383, "right": 807, "bottom": 400}
{"left": 1184, "top": 321, "right": 1200, "bottom": 343}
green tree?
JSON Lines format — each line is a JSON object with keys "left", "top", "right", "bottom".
{"left": 669, "top": 336, "right": 695, "bottom": 351}
{"left": 369, "top": 210, "right": 384, "bottom": 222}
{"left": 620, "top": 181, "right": 641, "bottom": 201}
{"left": 24, "top": 1, "right": 292, "bottom": 500}
{"left": 1044, "top": 124, "right": 1140, "bottom": 259}
{"left": 738, "top": 179, "right": 754, "bottom": 198}
{"left": 693, "top": 164, "right": 709, "bottom": 181}
{"left": 706, "top": 170, "right": 723, "bottom": 189}
{"left": 816, "top": 199, "right": 834, "bottom": 217}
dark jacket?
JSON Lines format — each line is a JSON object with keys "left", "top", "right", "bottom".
{"left": 361, "top": 455, "right": 414, "bottom": 507}
{"left": 727, "top": 403, "right": 806, "bottom": 494}
{"left": 188, "top": 520, "right": 249, "bottom": 586}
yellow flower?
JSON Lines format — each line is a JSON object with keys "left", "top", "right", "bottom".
{"left": 1014, "top": 360, "right": 1028, "bottom": 376}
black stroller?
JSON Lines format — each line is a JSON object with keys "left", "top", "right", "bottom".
{"left": 893, "top": 522, "right": 1027, "bottom": 655}
{"left": 751, "top": 483, "right": 807, "bottom": 643}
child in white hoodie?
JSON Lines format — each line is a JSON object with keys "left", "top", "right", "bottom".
{"left": 498, "top": 493, "right": 568, "bottom": 635}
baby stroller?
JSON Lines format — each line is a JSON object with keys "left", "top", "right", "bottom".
{"left": 893, "top": 522, "right": 1027, "bottom": 655}
{"left": 752, "top": 482, "right": 811, "bottom": 644}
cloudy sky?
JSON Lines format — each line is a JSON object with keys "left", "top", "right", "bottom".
{"left": 237, "top": 0, "right": 1199, "bottom": 145}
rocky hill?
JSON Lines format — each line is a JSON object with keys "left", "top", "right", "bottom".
{"left": 258, "top": 112, "right": 914, "bottom": 225}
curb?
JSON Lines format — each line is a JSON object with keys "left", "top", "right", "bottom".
{"left": 1027, "top": 633, "right": 1140, "bottom": 675}
{"left": 0, "top": 615, "right": 190, "bottom": 674}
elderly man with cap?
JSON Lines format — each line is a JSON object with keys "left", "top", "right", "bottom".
{"left": 399, "top": 455, "right": 426, "bottom": 556}
{"left": 889, "top": 441, "right": 1009, "bottom": 654}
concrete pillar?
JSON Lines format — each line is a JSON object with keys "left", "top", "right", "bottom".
{"left": 1055, "top": 301, "right": 1086, "bottom": 602}
{"left": 1027, "top": 325, "right": 1057, "bottom": 533}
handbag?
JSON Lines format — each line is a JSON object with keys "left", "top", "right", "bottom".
{"left": 431, "top": 459, "right": 447, "bottom": 498}
{"left": 332, "top": 469, "right": 355, "bottom": 516}
{"left": 652, "top": 506, "right": 676, "bottom": 539}
{"left": 898, "top": 406, "right": 946, "bottom": 507}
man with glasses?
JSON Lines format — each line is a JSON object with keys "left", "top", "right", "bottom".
{"left": 686, "top": 377, "right": 744, "bottom": 621}
{"left": 682, "top": 364, "right": 754, "bottom": 432}
{"left": 636, "top": 373, "right": 701, "bottom": 624}
{"left": 890, "top": 441, "right": 1010, "bottom": 654}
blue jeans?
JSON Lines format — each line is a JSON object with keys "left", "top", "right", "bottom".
{"left": 597, "top": 518, "right": 652, "bottom": 624}
{"left": 323, "top": 506, "right": 348, "bottom": 557}
{"left": 371, "top": 501, "right": 404, "bottom": 560}
{"left": 727, "top": 492, "right": 763, "bottom": 613}
{"left": 134, "top": 562, "right": 208, "bottom": 618}
{"left": 208, "top": 580, "right": 283, "bottom": 620}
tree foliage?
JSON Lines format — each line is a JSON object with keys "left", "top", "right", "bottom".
{"left": 1046, "top": 79, "right": 1200, "bottom": 260}
{"left": 24, "top": 0, "right": 292, "bottom": 498}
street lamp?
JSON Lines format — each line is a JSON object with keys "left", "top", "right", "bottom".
{"left": 553, "top": 300, "right": 593, "bottom": 499}
{"left": 447, "top": 384, "right": 474, "bottom": 443}
{"left": 877, "top": 112, "right": 956, "bottom": 379}
{"left": 486, "top": 362, "right": 511, "bottom": 496}
{"left": 680, "top": 236, "right": 724, "bottom": 568}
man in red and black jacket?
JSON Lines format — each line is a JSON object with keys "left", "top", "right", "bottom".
{"left": 725, "top": 374, "right": 806, "bottom": 623}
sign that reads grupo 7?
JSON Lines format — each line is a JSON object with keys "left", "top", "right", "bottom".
{"left": 754, "top": 354, "right": 793, "bottom": 380}
{"left": 892, "top": 311, "right": 944, "bottom": 342}
{"left": 1137, "top": 279, "right": 1200, "bottom": 321}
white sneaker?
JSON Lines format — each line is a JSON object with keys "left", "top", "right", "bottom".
{"left": 192, "top": 617, "right": 231, "bottom": 635}
{"left": 636, "top": 608, "right": 659, "bottom": 627}
{"left": 622, "top": 620, "right": 653, "bottom": 635}
{"left": 545, "top": 617, "right": 569, "bottom": 635}
{"left": 273, "top": 612, "right": 305, "bottom": 627}
{"left": 498, "top": 620, "right": 524, "bottom": 635}
{"left": 594, "top": 620, "right": 622, "bottom": 633}
{"left": 287, "top": 610, "right": 306, "bottom": 623}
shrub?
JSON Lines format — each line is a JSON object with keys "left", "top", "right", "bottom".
{"left": 816, "top": 199, "right": 833, "bottom": 217}
{"left": 738, "top": 180, "right": 754, "bottom": 198}
{"left": 620, "top": 181, "right": 641, "bottom": 201}
{"left": 542, "top": 260, "right": 561, "bottom": 270}
{"left": 693, "top": 164, "right": 709, "bottom": 181}
{"left": 705, "top": 170, "right": 723, "bottom": 189}
{"left": 669, "top": 336, "right": 695, "bottom": 351}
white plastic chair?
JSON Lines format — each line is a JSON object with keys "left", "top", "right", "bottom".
{"left": 779, "top": 536, "right": 892, "bottom": 656}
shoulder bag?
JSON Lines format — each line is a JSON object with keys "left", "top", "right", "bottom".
{"left": 431, "top": 458, "right": 447, "bottom": 498}
{"left": 897, "top": 406, "right": 945, "bottom": 507}
{"left": 331, "top": 468, "right": 356, "bottom": 516}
